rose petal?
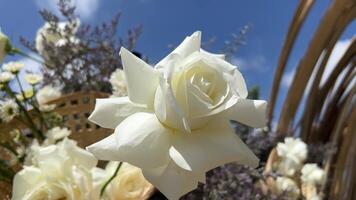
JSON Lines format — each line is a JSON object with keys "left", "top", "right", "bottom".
{"left": 156, "top": 31, "right": 201, "bottom": 68}
{"left": 154, "top": 77, "right": 191, "bottom": 132}
{"left": 169, "top": 119, "right": 259, "bottom": 172}
{"left": 86, "top": 134, "right": 120, "bottom": 161}
{"left": 61, "top": 138, "right": 98, "bottom": 169}
{"left": 228, "top": 69, "right": 248, "bottom": 98}
{"left": 200, "top": 48, "right": 225, "bottom": 60}
{"left": 115, "top": 112, "right": 172, "bottom": 169}
{"left": 143, "top": 161, "right": 202, "bottom": 200}
{"left": 120, "top": 47, "right": 159, "bottom": 107}
{"left": 181, "top": 51, "right": 236, "bottom": 74}
{"left": 224, "top": 98, "right": 267, "bottom": 128}
{"left": 89, "top": 97, "right": 148, "bottom": 129}
{"left": 12, "top": 166, "right": 43, "bottom": 200}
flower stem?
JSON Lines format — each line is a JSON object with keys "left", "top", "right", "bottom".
{"left": 11, "top": 48, "right": 44, "bottom": 65}
{"left": 4, "top": 86, "right": 45, "bottom": 141}
{"left": 100, "top": 162, "right": 123, "bottom": 197}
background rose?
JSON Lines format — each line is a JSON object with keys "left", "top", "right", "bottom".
{"left": 12, "top": 138, "right": 99, "bottom": 200}
{"left": 94, "top": 162, "right": 152, "bottom": 200}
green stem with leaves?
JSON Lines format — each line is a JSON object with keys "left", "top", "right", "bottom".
{"left": 4, "top": 85, "right": 45, "bottom": 141}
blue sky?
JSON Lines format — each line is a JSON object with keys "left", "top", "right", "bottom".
{"left": 1, "top": 0, "right": 355, "bottom": 123}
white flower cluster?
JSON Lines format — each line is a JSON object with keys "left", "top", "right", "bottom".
{"left": 276, "top": 137, "right": 307, "bottom": 176}
{"left": 35, "top": 19, "right": 81, "bottom": 58}
{"left": 13, "top": 138, "right": 100, "bottom": 200}
{"left": 272, "top": 137, "right": 326, "bottom": 200}
{"left": 14, "top": 137, "right": 151, "bottom": 200}
{"left": 44, "top": 126, "right": 71, "bottom": 145}
{"left": 2, "top": 61, "right": 24, "bottom": 73}
{"left": 36, "top": 85, "right": 62, "bottom": 111}
{"left": 109, "top": 69, "right": 128, "bottom": 97}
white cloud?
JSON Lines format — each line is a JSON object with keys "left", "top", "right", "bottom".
{"left": 231, "top": 55, "right": 267, "bottom": 72}
{"left": 35, "top": 0, "right": 99, "bottom": 20}
{"left": 282, "top": 39, "right": 352, "bottom": 88}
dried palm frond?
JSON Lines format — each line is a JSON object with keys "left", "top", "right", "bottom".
{"left": 268, "top": 0, "right": 356, "bottom": 199}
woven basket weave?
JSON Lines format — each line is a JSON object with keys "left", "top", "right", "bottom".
{"left": 0, "top": 91, "right": 156, "bottom": 199}
{"left": 46, "top": 91, "right": 112, "bottom": 147}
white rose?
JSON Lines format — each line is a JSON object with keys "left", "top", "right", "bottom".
{"left": 24, "top": 73, "right": 43, "bottom": 85}
{"left": 36, "top": 19, "right": 80, "bottom": 57}
{"left": 110, "top": 69, "right": 128, "bottom": 97}
{"left": 13, "top": 138, "right": 99, "bottom": 200}
{"left": 301, "top": 163, "right": 326, "bottom": 186}
{"left": 94, "top": 162, "right": 152, "bottom": 200}
{"left": 0, "top": 32, "right": 10, "bottom": 63}
{"left": 2, "top": 61, "right": 24, "bottom": 73}
{"left": 275, "top": 177, "right": 300, "bottom": 200}
{"left": 87, "top": 31, "right": 267, "bottom": 199}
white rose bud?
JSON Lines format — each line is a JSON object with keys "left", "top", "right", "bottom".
{"left": 277, "top": 137, "right": 308, "bottom": 162}
{"left": 0, "top": 31, "right": 10, "bottom": 63}
{"left": 301, "top": 163, "right": 326, "bottom": 186}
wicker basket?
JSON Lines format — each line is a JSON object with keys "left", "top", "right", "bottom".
{"left": 46, "top": 91, "right": 112, "bottom": 147}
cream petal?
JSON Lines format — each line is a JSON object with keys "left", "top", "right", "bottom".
{"left": 200, "top": 48, "right": 225, "bottom": 60}
{"left": 156, "top": 31, "right": 201, "bottom": 68}
{"left": 12, "top": 166, "right": 43, "bottom": 200}
{"left": 181, "top": 51, "right": 236, "bottom": 74}
{"left": 36, "top": 146, "right": 65, "bottom": 177}
{"left": 170, "top": 119, "right": 259, "bottom": 172}
{"left": 143, "top": 161, "right": 202, "bottom": 200}
{"left": 61, "top": 138, "right": 98, "bottom": 169}
{"left": 86, "top": 134, "right": 120, "bottom": 161}
{"left": 224, "top": 98, "right": 267, "bottom": 128}
{"left": 115, "top": 112, "right": 172, "bottom": 169}
{"left": 88, "top": 97, "right": 148, "bottom": 129}
{"left": 120, "top": 47, "right": 159, "bottom": 107}
{"left": 228, "top": 69, "right": 248, "bottom": 98}
{"left": 154, "top": 77, "right": 191, "bottom": 132}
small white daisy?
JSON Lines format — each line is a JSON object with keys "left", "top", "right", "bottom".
{"left": 24, "top": 73, "right": 43, "bottom": 85}
{"left": 0, "top": 71, "right": 15, "bottom": 84}
{"left": 2, "top": 61, "right": 24, "bottom": 73}
{"left": 0, "top": 99, "right": 19, "bottom": 122}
